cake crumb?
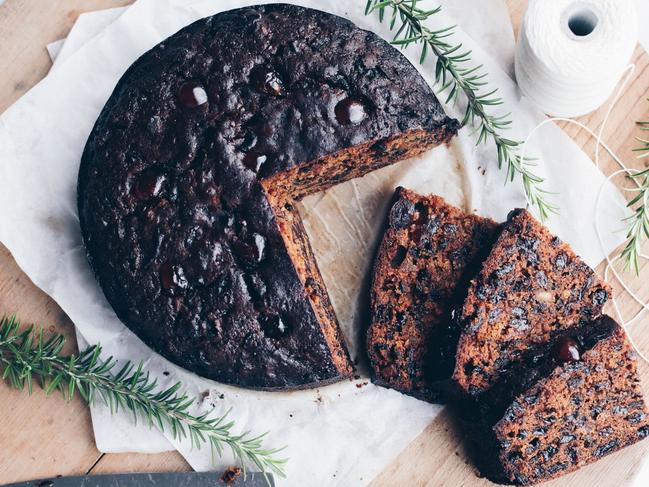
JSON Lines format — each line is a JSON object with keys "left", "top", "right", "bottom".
{"left": 221, "top": 466, "right": 242, "bottom": 485}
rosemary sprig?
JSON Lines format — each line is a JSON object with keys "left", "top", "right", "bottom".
{"left": 632, "top": 119, "right": 649, "bottom": 159}
{"left": 0, "top": 316, "right": 287, "bottom": 480}
{"left": 365, "top": 0, "right": 557, "bottom": 220}
{"left": 621, "top": 116, "right": 649, "bottom": 274}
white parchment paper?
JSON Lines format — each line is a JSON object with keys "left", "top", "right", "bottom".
{"left": 637, "top": 0, "right": 649, "bottom": 52}
{"left": 0, "top": 0, "right": 633, "bottom": 485}
{"left": 50, "top": 7, "right": 130, "bottom": 73}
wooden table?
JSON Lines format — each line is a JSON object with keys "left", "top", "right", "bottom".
{"left": 1, "top": 1, "right": 648, "bottom": 485}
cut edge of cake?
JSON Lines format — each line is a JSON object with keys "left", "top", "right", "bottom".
{"left": 258, "top": 129, "right": 460, "bottom": 389}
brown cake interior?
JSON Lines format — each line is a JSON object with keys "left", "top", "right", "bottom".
{"left": 262, "top": 130, "right": 457, "bottom": 374}
{"left": 262, "top": 128, "right": 449, "bottom": 199}
{"left": 263, "top": 191, "right": 352, "bottom": 375}
{"left": 483, "top": 317, "right": 649, "bottom": 484}
{"left": 453, "top": 209, "right": 612, "bottom": 397}
{"left": 366, "top": 188, "right": 499, "bottom": 401}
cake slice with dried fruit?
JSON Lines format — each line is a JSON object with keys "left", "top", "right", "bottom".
{"left": 478, "top": 316, "right": 649, "bottom": 484}
{"left": 453, "top": 209, "right": 611, "bottom": 398}
{"left": 367, "top": 188, "right": 498, "bottom": 401}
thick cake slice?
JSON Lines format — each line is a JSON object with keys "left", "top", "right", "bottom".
{"left": 453, "top": 209, "right": 611, "bottom": 397}
{"left": 78, "top": 4, "right": 459, "bottom": 390}
{"left": 479, "top": 316, "right": 649, "bottom": 485}
{"left": 367, "top": 188, "right": 498, "bottom": 401}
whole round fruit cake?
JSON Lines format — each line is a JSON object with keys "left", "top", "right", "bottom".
{"left": 77, "top": 4, "right": 458, "bottom": 389}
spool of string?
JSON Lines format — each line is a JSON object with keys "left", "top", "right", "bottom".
{"left": 515, "top": 0, "right": 638, "bottom": 118}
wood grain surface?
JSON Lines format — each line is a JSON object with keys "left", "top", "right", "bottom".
{"left": 0, "top": 0, "right": 648, "bottom": 485}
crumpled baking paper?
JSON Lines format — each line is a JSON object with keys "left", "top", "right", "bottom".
{"left": 637, "top": 0, "right": 649, "bottom": 52}
{"left": 0, "top": 0, "right": 632, "bottom": 485}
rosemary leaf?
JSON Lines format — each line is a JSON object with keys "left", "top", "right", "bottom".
{"left": 366, "top": 0, "right": 557, "bottom": 220}
{"left": 0, "top": 315, "right": 287, "bottom": 481}
{"left": 621, "top": 108, "right": 649, "bottom": 273}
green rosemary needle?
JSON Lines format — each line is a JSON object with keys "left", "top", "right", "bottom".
{"left": 0, "top": 315, "right": 287, "bottom": 480}
{"left": 365, "top": 0, "right": 557, "bottom": 221}
{"left": 621, "top": 114, "right": 649, "bottom": 274}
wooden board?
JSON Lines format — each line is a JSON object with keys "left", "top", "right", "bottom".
{"left": 0, "top": 0, "right": 648, "bottom": 485}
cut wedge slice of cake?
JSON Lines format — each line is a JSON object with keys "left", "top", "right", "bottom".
{"left": 367, "top": 188, "right": 498, "bottom": 401}
{"left": 453, "top": 209, "right": 612, "bottom": 398}
{"left": 477, "top": 316, "right": 649, "bottom": 484}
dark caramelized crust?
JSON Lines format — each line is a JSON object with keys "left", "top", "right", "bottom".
{"left": 453, "top": 209, "right": 611, "bottom": 397}
{"left": 367, "top": 188, "right": 498, "bottom": 401}
{"left": 77, "top": 4, "right": 459, "bottom": 389}
{"left": 482, "top": 317, "right": 649, "bottom": 485}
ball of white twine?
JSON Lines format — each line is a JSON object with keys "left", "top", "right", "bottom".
{"left": 515, "top": 0, "right": 638, "bottom": 118}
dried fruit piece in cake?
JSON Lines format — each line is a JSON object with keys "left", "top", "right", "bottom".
{"left": 367, "top": 188, "right": 498, "bottom": 401}
{"left": 480, "top": 316, "right": 649, "bottom": 484}
{"left": 453, "top": 209, "right": 611, "bottom": 397}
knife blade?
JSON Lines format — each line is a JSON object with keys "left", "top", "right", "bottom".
{"left": 2, "top": 472, "right": 273, "bottom": 487}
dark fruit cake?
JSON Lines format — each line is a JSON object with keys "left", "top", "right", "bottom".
{"left": 77, "top": 4, "right": 459, "bottom": 390}
{"left": 453, "top": 209, "right": 611, "bottom": 398}
{"left": 478, "top": 316, "right": 649, "bottom": 484}
{"left": 367, "top": 188, "right": 498, "bottom": 401}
